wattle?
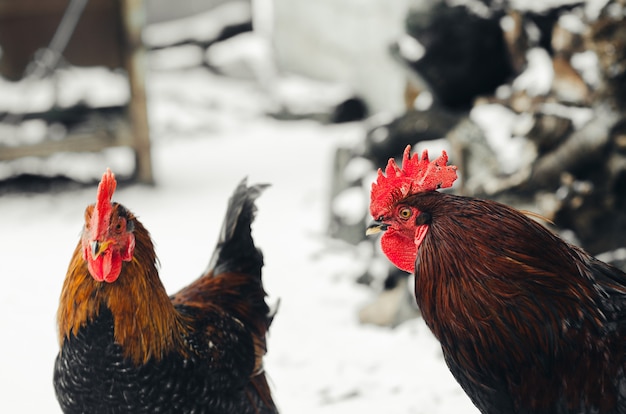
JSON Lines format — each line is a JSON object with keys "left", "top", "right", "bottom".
{"left": 380, "top": 230, "right": 418, "bottom": 274}
{"left": 88, "top": 251, "right": 122, "bottom": 283}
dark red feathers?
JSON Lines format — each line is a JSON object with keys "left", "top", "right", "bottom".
{"left": 368, "top": 149, "right": 626, "bottom": 414}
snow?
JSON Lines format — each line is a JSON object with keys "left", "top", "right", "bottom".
{"left": 508, "top": 0, "right": 599, "bottom": 14}
{"left": 143, "top": 0, "right": 252, "bottom": 48}
{"left": 149, "top": 45, "right": 206, "bottom": 71}
{"left": 0, "top": 12, "right": 477, "bottom": 414}
{"left": 571, "top": 50, "right": 602, "bottom": 89}
{"left": 512, "top": 48, "right": 554, "bottom": 97}
{"left": 396, "top": 34, "right": 425, "bottom": 63}
{"left": 333, "top": 186, "right": 369, "bottom": 226}
{"left": 0, "top": 117, "right": 476, "bottom": 414}
{"left": 0, "top": 66, "right": 129, "bottom": 114}
{"left": 470, "top": 103, "right": 537, "bottom": 176}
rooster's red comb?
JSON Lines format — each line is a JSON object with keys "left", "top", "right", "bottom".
{"left": 370, "top": 145, "right": 457, "bottom": 217}
{"left": 93, "top": 168, "right": 117, "bottom": 238}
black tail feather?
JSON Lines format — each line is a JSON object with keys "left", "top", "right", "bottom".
{"left": 206, "top": 178, "right": 269, "bottom": 278}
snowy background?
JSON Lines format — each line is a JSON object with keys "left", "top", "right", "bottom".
{"left": 3, "top": 0, "right": 614, "bottom": 412}
{"left": 0, "top": 2, "right": 481, "bottom": 413}
{"left": 0, "top": 76, "right": 476, "bottom": 412}
{"left": 0, "top": 111, "right": 477, "bottom": 413}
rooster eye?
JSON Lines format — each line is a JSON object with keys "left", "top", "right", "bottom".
{"left": 399, "top": 207, "right": 412, "bottom": 220}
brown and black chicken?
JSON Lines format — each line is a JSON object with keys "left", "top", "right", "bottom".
{"left": 54, "top": 170, "right": 277, "bottom": 414}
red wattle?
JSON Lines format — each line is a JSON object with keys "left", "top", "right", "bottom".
{"left": 381, "top": 231, "right": 418, "bottom": 274}
{"left": 87, "top": 251, "right": 122, "bottom": 283}
{"left": 380, "top": 225, "right": 429, "bottom": 274}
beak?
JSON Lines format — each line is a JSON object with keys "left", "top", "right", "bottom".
{"left": 90, "top": 240, "right": 111, "bottom": 259}
{"left": 90, "top": 241, "right": 100, "bottom": 259}
{"left": 366, "top": 221, "right": 389, "bottom": 236}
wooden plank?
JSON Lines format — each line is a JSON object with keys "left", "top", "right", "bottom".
{"left": 0, "top": 124, "right": 133, "bottom": 161}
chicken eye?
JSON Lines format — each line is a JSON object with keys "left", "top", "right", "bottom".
{"left": 399, "top": 207, "right": 412, "bottom": 220}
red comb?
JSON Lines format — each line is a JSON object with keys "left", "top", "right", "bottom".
{"left": 93, "top": 168, "right": 117, "bottom": 238}
{"left": 370, "top": 145, "right": 457, "bottom": 217}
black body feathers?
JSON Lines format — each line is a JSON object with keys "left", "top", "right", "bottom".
{"left": 54, "top": 178, "right": 277, "bottom": 414}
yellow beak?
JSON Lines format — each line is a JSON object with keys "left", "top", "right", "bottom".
{"left": 90, "top": 240, "right": 112, "bottom": 259}
{"left": 366, "top": 221, "right": 388, "bottom": 236}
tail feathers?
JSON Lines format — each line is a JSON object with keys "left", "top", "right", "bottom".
{"left": 247, "top": 372, "right": 279, "bottom": 414}
{"left": 266, "top": 298, "right": 280, "bottom": 327}
{"left": 206, "top": 178, "right": 269, "bottom": 278}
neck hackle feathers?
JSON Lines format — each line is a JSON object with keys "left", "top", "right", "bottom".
{"left": 93, "top": 169, "right": 117, "bottom": 239}
{"left": 370, "top": 145, "right": 458, "bottom": 217}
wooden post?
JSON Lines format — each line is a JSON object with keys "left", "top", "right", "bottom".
{"left": 119, "top": 0, "right": 153, "bottom": 184}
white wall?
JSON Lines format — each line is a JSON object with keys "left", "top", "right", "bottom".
{"left": 270, "top": 0, "right": 410, "bottom": 115}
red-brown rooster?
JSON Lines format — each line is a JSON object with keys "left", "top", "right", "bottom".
{"left": 54, "top": 170, "right": 278, "bottom": 414}
{"left": 367, "top": 145, "right": 626, "bottom": 414}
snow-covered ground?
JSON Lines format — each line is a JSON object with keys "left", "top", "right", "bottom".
{"left": 0, "top": 14, "right": 477, "bottom": 414}
{"left": 0, "top": 83, "right": 476, "bottom": 414}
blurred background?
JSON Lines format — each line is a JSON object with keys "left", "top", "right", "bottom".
{"left": 1, "top": 0, "right": 625, "bottom": 412}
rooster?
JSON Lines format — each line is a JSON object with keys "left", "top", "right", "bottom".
{"left": 367, "top": 145, "right": 626, "bottom": 414}
{"left": 54, "top": 170, "right": 278, "bottom": 414}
